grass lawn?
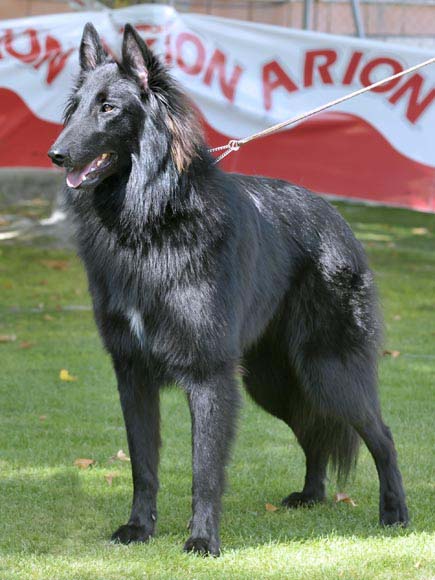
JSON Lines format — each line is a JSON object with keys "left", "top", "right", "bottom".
{"left": 0, "top": 202, "right": 434, "bottom": 579}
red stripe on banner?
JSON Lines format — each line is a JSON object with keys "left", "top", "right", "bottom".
{"left": 205, "top": 111, "right": 435, "bottom": 212}
{"left": 1, "top": 88, "right": 434, "bottom": 212}
{"left": 0, "top": 88, "right": 61, "bottom": 168}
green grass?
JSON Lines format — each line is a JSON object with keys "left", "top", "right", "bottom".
{"left": 0, "top": 202, "right": 434, "bottom": 579}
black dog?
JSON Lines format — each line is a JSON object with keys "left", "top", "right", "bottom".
{"left": 48, "top": 23, "right": 408, "bottom": 555}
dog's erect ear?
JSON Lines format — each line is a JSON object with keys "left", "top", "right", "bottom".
{"left": 122, "top": 23, "right": 162, "bottom": 90}
{"left": 80, "top": 23, "right": 107, "bottom": 72}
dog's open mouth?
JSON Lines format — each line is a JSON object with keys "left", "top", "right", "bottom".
{"left": 66, "top": 152, "right": 114, "bottom": 188}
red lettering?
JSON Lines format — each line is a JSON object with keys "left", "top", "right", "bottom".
{"left": 360, "top": 57, "right": 402, "bottom": 93}
{"left": 304, "top": 50, "right": 337, "bottom": 87}
{"left": 135, "top": 24, "right": 166, "bottom": 34}
{"left": 203, "top": 49, "right": 243, "bottom": 103}
{"left": 342, "top": 51, "right": 363, "bottom": 85}
{"left": 175, "top": 32, "right": 205, "bottom": 75}
{"left": 262, "top": 60, "right": 298, "bottom": 111}
{"left": 389, "top": 73, "right": 435, "bottom": 124}
{"left": 33, "top": 35, "right": 74, "bottom": 84}
{"left": 5, "top": 28, "right": 40, "bottom": 63}
{"left": 164, "top": 34, "right": 172, "bottom": 66}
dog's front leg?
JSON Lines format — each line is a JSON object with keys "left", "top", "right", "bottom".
{"left": 111, "top": 358, "right": 161, "bottom": 544}
{"left": 184, "top": 369, "right": 240, "bottom": 556}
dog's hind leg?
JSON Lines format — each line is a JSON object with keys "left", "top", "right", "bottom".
{"left": 280, "top": 419, "right": 329, "bottom": 508}
{"left": 353, "top": 416, "right": 409, "bottom": 526}
{"left": 243, "top": 339, "right": 329, "bottom": 508}
{"left": 296, "top": 353, "right": 409, "bottom": 526}
{"left": 110, "top": 356, "right": 162, "bottom": 544}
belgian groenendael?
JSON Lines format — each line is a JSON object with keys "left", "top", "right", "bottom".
{"left": 48, "top": 23, "right": 408, "bottom": 555}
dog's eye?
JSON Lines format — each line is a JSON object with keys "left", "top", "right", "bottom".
{"left": 101, "top": 103, "right": 114, "bottom": 113}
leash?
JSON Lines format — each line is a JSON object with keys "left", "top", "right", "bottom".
{"left": 209, "top": 56, "right": 435, "bottom": 164}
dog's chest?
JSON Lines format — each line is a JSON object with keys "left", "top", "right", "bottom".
{"left": 125, "top": 306, "right": 146, "bottom": 346}
{"left": 103, "top": 272, "right": 172, "bottom": 359}
{"left": 104, "top": 258, "right": 163, "bottom": 339}
{"left": 88, "top": 241, "right": 218, "bottom": 364}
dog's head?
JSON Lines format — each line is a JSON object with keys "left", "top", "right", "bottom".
{"left": 48, "top": 23, "right": 202, "bottom": 191}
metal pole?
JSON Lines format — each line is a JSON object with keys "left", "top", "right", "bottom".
{"left": 350, "top": 0, "right": 365, "bottom": 38}
{"left": 303, "top": 0, "right": 313, "bottom": 30}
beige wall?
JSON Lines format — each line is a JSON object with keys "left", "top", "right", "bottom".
{"left": 0, "top": 0, "right": 72, "bottom": 20}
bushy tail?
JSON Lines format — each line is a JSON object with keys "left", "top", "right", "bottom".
{"left": 327, "top": 419, "right": 361, "bottom": 487}
{"left": 297, "top": 412, "right": 360, "bottom": 488}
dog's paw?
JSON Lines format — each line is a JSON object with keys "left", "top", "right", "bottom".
{"left": 111, "top": 524, "right": 153, "bottom": 544}
{"left": 380, "top": 492, "right": 409, "bottom": 527}
{"left": 183, "top": 536, "right": 220, "bottom": 557}
{"left": 281, "top": 491, "right": 324, "bottom": 509}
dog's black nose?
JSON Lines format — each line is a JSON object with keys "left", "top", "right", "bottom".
{"left": 48, "top": 149, "right": 67, "bottom": 167}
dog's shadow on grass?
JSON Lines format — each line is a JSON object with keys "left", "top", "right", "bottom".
{"left": 1, "top": 467, "right": 431, "bottom": 556}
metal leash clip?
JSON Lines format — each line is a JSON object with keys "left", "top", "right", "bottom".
{"left": 210, "top": 139, "right": 242, "bottom": 165}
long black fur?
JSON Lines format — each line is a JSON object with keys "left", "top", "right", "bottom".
{"left": 48, "top": 23, "right": 408, "bottom": 555}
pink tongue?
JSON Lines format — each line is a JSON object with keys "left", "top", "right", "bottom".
{"left": 66, "top": 160, "right": 96, "bottom": 188}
